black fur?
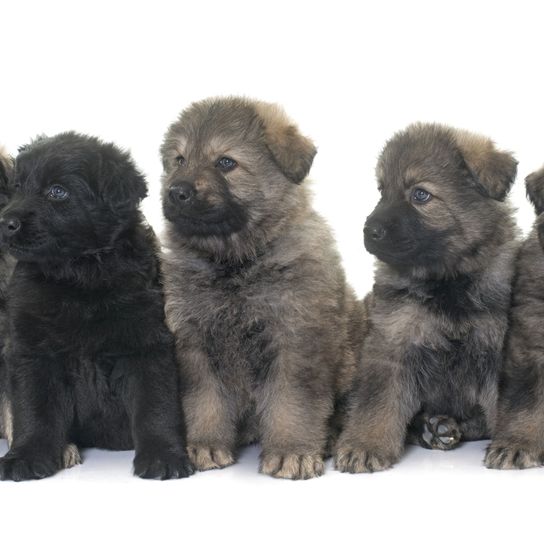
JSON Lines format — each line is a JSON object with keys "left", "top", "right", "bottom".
{"left": 0, "top": 133, "right": 193, "bottom": 481}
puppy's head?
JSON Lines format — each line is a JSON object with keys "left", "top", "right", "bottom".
{"left": 160, "top": 97, "right": 316, "bottom": 242}
{"left": 0, "top": 132, "right": 147, "bottom": 262}
{"left": 365, "top": 123, "right": 517, "bottom": 273}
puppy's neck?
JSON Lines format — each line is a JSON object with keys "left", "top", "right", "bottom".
{"left": 33, "top": 220, "right": 157, "bottom": 288}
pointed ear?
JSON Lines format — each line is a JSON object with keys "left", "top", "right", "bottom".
{"left": 526, "top": 166, "right": 544, "bottom": 215}
{"left": 98, "top": 145, "right": 148, "bottom": 209}
{"left": 254, "top": 102, "right": 317, "bottom": 183}
{"left": 453, "top": 130, "right": 517, "bottom": 201}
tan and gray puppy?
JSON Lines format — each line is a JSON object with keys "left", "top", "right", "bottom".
{"left": 0, "top": 147, "right": 16, "bottom": 445}
{"left": 485, "top": 166, "right": 544, "bottom": 469}
{"left": 160, "top": 97, "right": 363, "bottom": 479}
{"left": 335, "top": 123, "right": 519, "bottom": 473}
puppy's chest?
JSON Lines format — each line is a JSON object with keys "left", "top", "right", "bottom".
{"left": 181, "top": 270, "right": 282, "bottom": 383}
{"left": 13, "top": 286, "right": 134, "bottom": 354}
{"left": 374, "top": 279, "right": 502, "bottom": 353}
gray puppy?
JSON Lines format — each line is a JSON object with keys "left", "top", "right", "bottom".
{"left": 335, "top": 123, "right": 519, "bottom": 473}
{"left": 160, "top": 97, "right": 363, "bottom": 479}
{"left": 485, "top": 165, "right": 544, "bottom": 469}
{"left": 0, "top": 147, "right": 16, "bottom": 443}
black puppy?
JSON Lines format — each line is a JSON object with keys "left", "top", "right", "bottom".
{"left": 0, "top": 133, "right": 193, "bottom": 481}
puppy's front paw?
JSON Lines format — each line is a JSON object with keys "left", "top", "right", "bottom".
{"left": 335, "top": 448, "right": 395, "bottom": 473}
{"left": 484, "top": 443, "right": 543, "bottom": 470}
{"left": 259, "top": 453, "right": 325, "bottom": 480}
{"left": 187, "top": 445, "right": 235, "bottom": 471}
{"left": 420, "top": 415, "right": 461, "bottom": 451}
{"left": 0, "top": 454, "right": 59, "bottom": 482}
{"left": 133, "top": 450, "right": 194, "bottom": 480}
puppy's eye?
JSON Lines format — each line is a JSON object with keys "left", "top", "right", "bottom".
{"left": 47, "top": 184, "right": 69, "bottom": 201}
{"left": 412, "top": 188, "right": 432, "bottom": 204}
{"left": 176, "top": 156, "right": 185, "bottom": 167}
{"left": 216, "top": 157, "right": 237, "bottom": 173}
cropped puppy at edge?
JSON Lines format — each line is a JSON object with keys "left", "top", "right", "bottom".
{"left": 0, "top": 148, "right": 16, "bottom": 443}
{"left": 336, "top": 123, "right": 519, "bottom": 473}
{"left": 160, "top": 97, "right": 365, "bottom": 480}
{"left": 485, "top": 166, "right": 544, "bottom": 469}
{"left": 0, "top": 133, "right": 193, "bottom": 481}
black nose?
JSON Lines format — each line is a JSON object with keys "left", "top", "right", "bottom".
{"left": 0, "top": 216, "right": 21, "bottom": 237}
{"left": 169, "top": 182, "right": 195, "bottom": 204}
{"left": 364, "top": 223, "right": 386, "bottom": 241}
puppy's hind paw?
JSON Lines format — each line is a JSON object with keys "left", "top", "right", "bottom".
{"left": 0, "top": 454, "right": 59, "bottom": 482}
{"left": 187, "top": 445, "right": 235, "bottom": 471}
{"left": 63, "top": 443, "right": 82, "bottom": 469}
{"left": 420, "top": 415, "right": 461, "bottom": 451}
{"left": 335, "top": 448, "right": 395, "bottom": 473}
{"left": 259, "top": 453, "right": 325, "bottom": 480}
{"left": 484, "top": 444, "right": 543, "bottom": 470}
{"left": 133, "top": 451, "right": 194, "bottom": 480}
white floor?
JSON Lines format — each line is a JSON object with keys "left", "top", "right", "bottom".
{"left": 0, "top": 438, "right": 540, "bottom": 543}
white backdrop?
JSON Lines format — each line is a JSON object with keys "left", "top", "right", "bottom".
{"left": 0, "top": 1, "right": 542, "bottom": 542}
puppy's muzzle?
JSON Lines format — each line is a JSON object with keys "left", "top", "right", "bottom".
{"left": 0, "top": 215, "right": 21, "bottom": 237}
{"left": 169, "top": 182, "right": 196, "bottom": 205}
{"left": 364, "top": 222, "right": 386, "bottom": 242}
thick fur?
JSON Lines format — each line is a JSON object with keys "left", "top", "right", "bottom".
{"left": 0, "top": 147, "right": 16, "bottom": 442}
{"left": 160, "top": 96, "right": 363, "bottom": 479}
{"left": 0, "top": 133, "right": 192, "bottom": 481}
{"left": 485, "top": 166, "right": 544, "bottom": 469}
{"left": 335, "top": 123, "right": 519, "bottom": 473}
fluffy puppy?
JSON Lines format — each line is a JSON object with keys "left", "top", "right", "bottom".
{"left": 160, "top": 97, "right": 362, "bottom": 479}
{"left": 485, "top": 166, "right": 544, "bottom": 469}
{"left": 335, "top": 123, "right": 519, "bottom": 473}
{"left": 0, "top": 133, "right": 193, "bottom": 481}
{"left": 0, "top": 148, "right": 15, "bottom": 443}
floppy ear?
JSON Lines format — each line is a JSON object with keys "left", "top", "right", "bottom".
{"left": 453, "top": 130, "right": 517, "bottom": 201}
{"left": 254, "top": 102, "right": 317, "bottom": 183}
{"left": 526, "top": 166, "right": 544, "bottom": 215}
{"left": 98, "top": 145, "right": 148, "bottom": 210}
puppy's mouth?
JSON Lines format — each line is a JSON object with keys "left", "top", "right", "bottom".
{"left": 364, "top": 237, "right": 438, "bottom": 268}
{"left": 163, "top": 201, "right": 248, "bottom": 237}
{"left": 6, "top": 241, "right": 50, "bottom": 259}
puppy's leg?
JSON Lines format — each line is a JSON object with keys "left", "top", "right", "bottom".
{"left": 129, "top": 341, "right": 194, "bottom": 480}
{"left": 485, "top": 358, "right": 544, "bottom": 470}
{"left": 180, "top": 347, "right": 237, "bottom": 471}
{"left": 0, "top": 355, "right": 69, "bottom": 481}
{"left": 407, "top": 412, "right": 461, "bottom": 450}
{"left": 335, "top": 356, "right": 420, "bottom": 473}
{"left": 257, "top": 347, "right": 335, "bottom": 480}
